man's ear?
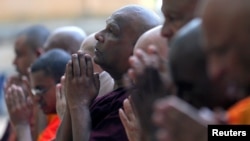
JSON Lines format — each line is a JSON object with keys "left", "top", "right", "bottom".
{"left": 35, "top": 48, "right": 44, "bottom": 57}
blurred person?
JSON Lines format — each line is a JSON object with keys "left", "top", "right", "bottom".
{"left": 133, "top": 25, "right": 168, "bottom": 58}
{"left": 168, "top": 19, "right": 230, "bottom": 110}
{"left": 4, "top": 25, "right": 50, "bottom": 141}
{"left": 161, "top": 0, "right": 200, "bottom": 41}
{"left": 153, "top": 19, "right": 227, "bottom": 141}
{"left": 56, "top": 33, "right": 115, "bottom": 120}
{"left": 126, "top": 1, "right": 202, "bottom": 135}
{"left": 56, "top": 4, "right": 161, "bottom": 141}
{"left": 43, "top": 26, "right": 87, "bottom": 54}
{"left": 202, "top": 0, "right": 250, "bottom": 124}
{"left": 120, "top": 25, "right": 169, "bottom": 141}
{"left": 5, "top": 49, "right": 71, "bottom": 141}
{"left": 12, "top": 25, "right": 50, "bottom": 78}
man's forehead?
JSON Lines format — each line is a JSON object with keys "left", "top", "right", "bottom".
{"left": 15, "top": 35, "right": 27, "bottom": 46}
{"left": 107, "top": 12, "right": 126, "bottom": 24}
{"left": 106, "top": 17, "right": 116, "bottom": 24}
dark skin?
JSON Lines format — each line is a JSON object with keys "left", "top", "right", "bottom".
{"left": 202, "top": 0, "right": 250, "bottom": 95}
{"left": 6, "top": 35, "right": 44, "bottom": 141}
{"left": 94, "top": 5, "right": 161, "bottom": 84}
{"left": 161, "top": 0, "right": 199, "bottom": 41}
{"left": 128, "top": 46, "right": 172, "bottom": 141}
{"left": 120, "top": 26, "right": 169, "bottom": 141}
{"left": 152, "top": 20, "right": 233, "bottom": 141}
{"left": 168, "top": 20, "right": 232, "bottom": 110}
{"left": 5, "top": 84, "right": 33, "bottom": 141}
{"left": 153, "top": 96, "right": 208, "bottom": 141}
{"left": 44, "top": 27, "right": 86, "bottom": 54}
{"left": 13, "top": 35, "right": 41, "bottom": 77}
{"left": 56, "top": 5, "right": 161, "bottom": 141}
{"left": 7, "top": 26, "right": 46, "bottom": 141}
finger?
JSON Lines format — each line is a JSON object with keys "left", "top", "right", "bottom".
{"left": 85, "top": 54, "right": 94, "bottom": 77}
{"left": 134, "top": 49, "right": 148, "bottom": 66}
{"left": 60, "top": 75, "right": 65, "bottom": 84}
{"left": 66, "top": 61, "right": 73, "bottom": 81}
{"left": 127, "top": 68, "right": 135, "bottom": 81}
{"left": 21, "top": 76, "right": 31, "bottom": 97}
{"left": 119, "top": 108, "right": 130, "bottom": 128}
{"left": 5, "top": 87, "right": 13, "bottom": 110}
{"left": 72, "top": 54, "right": 80, "bottom": 78}
{"left": 12, "top": 85, "right": 22, "bottom": 110}
{"left": 61, "top": 75, "right": 66, "bottom": 96}
{"left": 56, "top": 83, "right": 61, "bottom": 99}
{"left": 148, "top": 44, "right": 167, "bottom": 69}
{"left": 16, "top": 86, "right": 25, "bottom": 103}
{"left": 17, "top": 86, "right": 27, "bottom": 109}
{"left": 78, "top": 51, "right": 86, "bottom": 77}
{"left": 78, "top": 52, "right": 87, "bottom": 77}
{"left": 129, "top": 56, "right": 144, "bottom": 75}
{"left": 26, "top": 96, "right": 33, "bottom": 107}
{"left": 122, "top": 73, "right": 134, "bottom": 89}
{"left": 123, "top": 99, "right": 134, "bottom": 121}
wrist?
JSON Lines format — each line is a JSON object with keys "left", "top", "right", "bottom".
{"left": 68, "top": 101, "right": 89, "bottom": 110}
{"left": 15, "top": 123, "right": 30, "bottom": 129}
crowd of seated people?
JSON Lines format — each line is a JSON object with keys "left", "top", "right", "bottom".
{"left": 2, "top": 0, "right": 250, "bottom": 141}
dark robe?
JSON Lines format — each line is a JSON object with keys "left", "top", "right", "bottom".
{"left": 89, "top": 87, "right": 129, "bottom": 141}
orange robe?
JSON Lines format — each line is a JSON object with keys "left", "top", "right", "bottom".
{"left": 37, "top": 114, "right": 60, "bottom": 141}
{"left": 227, "top": 97, "right": 250, "bottom": 124}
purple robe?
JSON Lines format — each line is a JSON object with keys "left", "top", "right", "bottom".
{"left": 89, "top": 87, "right": 129, "bottom": 141}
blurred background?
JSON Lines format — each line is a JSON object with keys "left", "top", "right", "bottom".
{"left": 0, "top": 0, "right": 163, "bottom": 76}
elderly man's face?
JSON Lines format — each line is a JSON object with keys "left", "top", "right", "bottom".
{"left": 161, "top": 0, "right": 197, "bottom": 41}
{"left": 94, "top": 11, "right": 136, "bottom": 78}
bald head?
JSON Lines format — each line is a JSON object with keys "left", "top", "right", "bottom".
{"left": 44, "top": 26, "right": 87, "bottom": 54}
{"left": 134, "top": 25, "right": 168, "bottom": 58}
{"left": 112, "top": 5, "right": 162, "bottom": 45}
{"left": 169, "top": 19, "right": 213, "bottom": 108}
{"left": 170, "top": 19, "right": 204, "bottom": 84}
{"left": 80, "top": 33, "right": 97, "bottom": 56}
{"left": 94, "top": 5, "right": 161, "bottom": 80}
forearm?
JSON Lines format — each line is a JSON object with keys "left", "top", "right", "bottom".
{"left": 70, "top": 105, "right": 91, "bottom": 141}
{"left": 55, "top": 108, "right": 73, "bottom": 141}
{"left": 15, "top": 124, "right": 32, "bottom": 141}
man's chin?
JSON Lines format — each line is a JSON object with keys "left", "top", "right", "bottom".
{"left": 93, "top": 56, "right": 101, "bottom": 65}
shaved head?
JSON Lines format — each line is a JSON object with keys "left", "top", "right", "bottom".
{"left": 169, "top": 19, "right": 211, "bottom": 108}
{"left": 94, "top": 5, "right": 161, "bottom": 80}
{"left": 44, "top": 26, "right": 87, "bottom": 54}
{"left": 134, "top": 25, "right": 168, "bottom": 58}
{"left": 80, "top": 32, "right": 97, "bottom": 56}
